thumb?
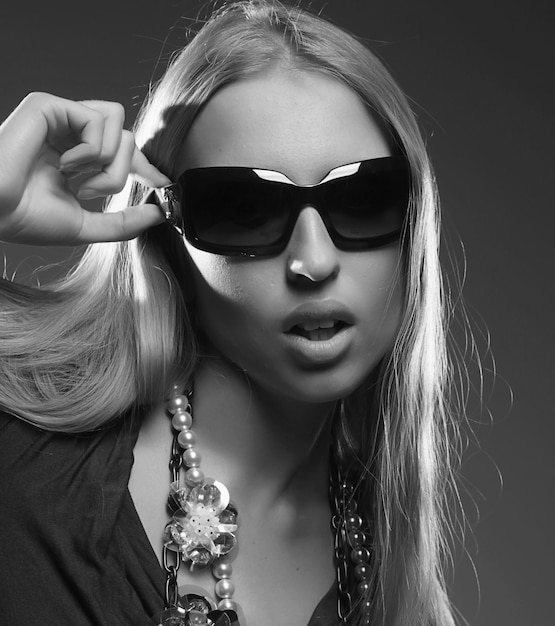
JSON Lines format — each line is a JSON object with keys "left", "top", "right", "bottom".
{"left": 77, "top": 200, "right": 167, "bottom": 243}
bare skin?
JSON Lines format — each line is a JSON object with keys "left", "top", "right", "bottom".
{"left": 130, "top": 365, "right": 335, "bottom": 626}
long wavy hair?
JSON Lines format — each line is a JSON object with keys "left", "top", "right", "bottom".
{"left": 0, "top": 2, "right": 461, "bottom": 624}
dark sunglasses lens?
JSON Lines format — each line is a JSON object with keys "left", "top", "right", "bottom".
{"left": 181, "top": 158, "right": 410, "bottom": 253}
{"left": 185, "top": 173, "right": 289, "bottom": 248}
{"left": 326, "top": 164, "right": 409, "bottom": 240}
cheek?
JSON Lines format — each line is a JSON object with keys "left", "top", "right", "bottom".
{"left": 354, "top": 248, "right": 402, "bottom": 307}
{"left": 370, "top": 281, "right": 402, "bottom": 354}
{"left": 187, "top": 252, "right": 243, "bottom": 300}
{"left": 350, "top": 251, "right": 403, "bottom": 353}
{"left": 185, "top": 248, "right": 276, "bottom": 355}
{"left": 374, "top": 262, "right": 402, "bottom": 328}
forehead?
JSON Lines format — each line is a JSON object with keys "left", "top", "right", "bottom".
{"left": 179, "top": 69, "right": 392, "bottom": 185}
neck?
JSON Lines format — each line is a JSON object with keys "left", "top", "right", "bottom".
{"left": 190, "top": 355, "right": 335, "bottom": 515}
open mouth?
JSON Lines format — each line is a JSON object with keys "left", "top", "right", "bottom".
{"left": 288, "top": 320, "right": 347, "bottom": 341}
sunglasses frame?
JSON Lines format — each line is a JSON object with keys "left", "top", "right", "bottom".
{"left": 151, "top": 155, "right": 411, "bottom": 257}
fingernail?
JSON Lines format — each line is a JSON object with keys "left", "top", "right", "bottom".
{"left": 147, "top": 164, "right": 172, "bottom": 187}
{"left": 158, "top": 174, "right": 172, "bottom": 186}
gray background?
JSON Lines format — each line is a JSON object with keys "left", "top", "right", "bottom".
{"left": 1, "top": 1, "right": 553, "bottom": 623}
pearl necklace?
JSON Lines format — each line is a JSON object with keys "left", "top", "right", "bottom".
{"left": 147, "top": 386, "right": 373, "bottom": 626}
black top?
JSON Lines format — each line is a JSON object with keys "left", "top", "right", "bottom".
{"left": 0, "top": 410, "right": 338, "bottom": 625}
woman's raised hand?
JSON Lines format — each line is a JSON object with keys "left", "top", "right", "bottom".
{"left": 0, "top": 92, "right": 171, "bottom": 245}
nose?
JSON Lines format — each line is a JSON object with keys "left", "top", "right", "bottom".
{"left": 285, "top": 207, "right": 340, "bottom": 285}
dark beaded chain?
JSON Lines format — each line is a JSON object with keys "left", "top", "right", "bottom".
{"left": 163, "top": 427, "right": 185, "bottom": 610}
{"left": 329, "top": 454, "right": 373, "bottom": 624}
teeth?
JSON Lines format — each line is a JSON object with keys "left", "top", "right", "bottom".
{"left": 299, "top": 319, "right": 336, "bottom": 331}
{"left": 306, "top": 328, "right": 335, "bottom": 341}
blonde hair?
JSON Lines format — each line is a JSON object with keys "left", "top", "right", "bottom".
{"left": 0, "top": 2, "right": 461, "bottom": 624}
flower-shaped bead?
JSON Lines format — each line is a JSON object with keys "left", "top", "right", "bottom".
{"left": 164, "top": 480, "right": 238, "bottom": 565}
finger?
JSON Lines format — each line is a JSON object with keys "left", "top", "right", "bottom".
{"left": 81, "top": 100, "right": 125, "bottom": 166}
{"left": 62, "top": 164, "right": 103, "bottom": 180}
{"left": 0, "top": 93, "right": 59, "bottom": 188}
{"left": 57, "top": 102, "right": 106, "bottom": 167}
{"left": 75, "top": 130, "right": 135, "bottom": 198}
{"left": 74, "top": 136, "right": 172, "bottom": 199}
{"left": 76, "top": 202, "right": 167, "bottom": 243}
{"left": 131, "top": 147, "right": 172, "bottom": 188}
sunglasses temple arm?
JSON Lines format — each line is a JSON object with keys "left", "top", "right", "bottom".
{"left": 145, "top": 183, "right": 184, "bottom": 235}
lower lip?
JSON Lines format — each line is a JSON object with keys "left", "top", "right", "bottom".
{"left": 282, "top": 325, "right": 354, "bottom": 366}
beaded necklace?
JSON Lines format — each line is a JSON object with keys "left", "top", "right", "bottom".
{"left": 147, "top": 386, "right": 372, "bottom": 626}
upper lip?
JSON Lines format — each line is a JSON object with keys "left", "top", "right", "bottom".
{"left": 283, "top": 300, "right": 356, "bottom": 333}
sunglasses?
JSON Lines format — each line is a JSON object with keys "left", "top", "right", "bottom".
{"left": 153, "top": 156, "right": 410, "bottom": 257}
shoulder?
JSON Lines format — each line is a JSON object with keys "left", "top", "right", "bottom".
{"left": 0, "top": 409, "right": 151, "bottom": 624}
{"left": 0, "top": 408, "right": 124, "bottom": 474}
{"left": 0, "top": 407, "right": 139, "bottom": 580}
{"left": 0, "top": 408, "right": 138, "bottom": 517}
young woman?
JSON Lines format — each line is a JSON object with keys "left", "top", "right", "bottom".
{"left": 0, "top": 2, "right": 461, "bottom": 625}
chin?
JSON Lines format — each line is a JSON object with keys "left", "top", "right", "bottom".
{"left": 261, "top": 364, "right": 377, "bottom": 405}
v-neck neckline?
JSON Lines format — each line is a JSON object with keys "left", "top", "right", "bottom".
{"left": 123, "top": 416, "right": 339, "bottom": 625}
